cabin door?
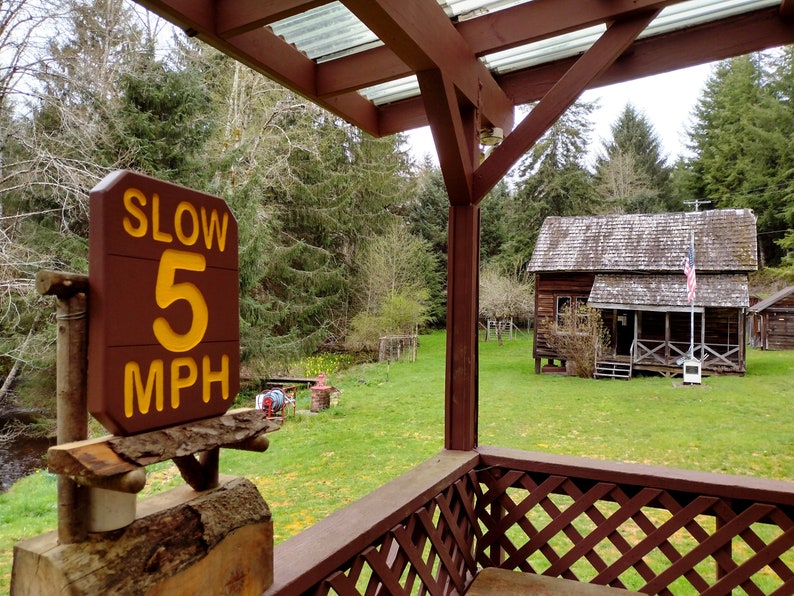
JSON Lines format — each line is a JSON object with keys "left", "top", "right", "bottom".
{"left": 615, "top": 310, "right": 635, "bottom": 356}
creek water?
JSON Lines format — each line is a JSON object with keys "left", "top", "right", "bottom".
{"left": 0, "top": 436, "right": 52, "bottom": 492}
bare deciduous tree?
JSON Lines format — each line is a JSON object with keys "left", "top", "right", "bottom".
{"left": 479, "top": 266, "right": 533, "bottom": 345}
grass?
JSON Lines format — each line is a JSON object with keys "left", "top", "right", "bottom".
{"left": 2, "top": 330, "right": 794, "bottom": 591}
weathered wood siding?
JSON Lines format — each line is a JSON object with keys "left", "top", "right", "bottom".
{"left": 766, "top": 311, "right": 794, "bottom": 350}
{"left": 763, "top": 294, "right": 794, "bottom": 350}
{"left": 533, "top": 273, "right": 595, "bottom": 362}
{"left": 748, "top": 288, "right": 794, "bottom": 350}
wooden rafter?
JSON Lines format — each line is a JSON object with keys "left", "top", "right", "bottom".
{"left": 215, "top": 0, "right": 330, "bottom": 38}
{"left": 318, "top": 0, "right": 688, "bottom": 99}
{"left": 501, "top": 5, "right": 794, "bottom": 106}
{"left": 474, "top": 10, "right": 660, "bottom": 201}
{"left": 416, "top": 70, "right": 477, "bottom": 205}
{"left": 377, "top": 6, "right": 794, "bottom": 135}
{"left": 341, "top": 0, "right": 513, "bottom": 133}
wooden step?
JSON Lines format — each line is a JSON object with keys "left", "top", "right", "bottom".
{"left": 594, "top": 361, "right": 632, "bottom": 380}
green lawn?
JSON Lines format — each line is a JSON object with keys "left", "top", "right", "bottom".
{"left": 2, "top": 330, "right": 794, "bottom": 591}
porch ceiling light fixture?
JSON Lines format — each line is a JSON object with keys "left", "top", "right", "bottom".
{"left": 479, "top": 126, "right": 503, "bottom": 146}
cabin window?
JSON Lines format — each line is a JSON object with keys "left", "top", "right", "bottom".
{"left": 574, "top": 297, "right": 588, "bottom": 325}
{"left": 556, "top": 296, "right": 571, "bottom": 325}
{"left": 556, "top": 295, "right": 589, "bottom": 326}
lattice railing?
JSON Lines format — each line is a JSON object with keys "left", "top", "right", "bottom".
{"left": 633, "top": 339, "right": 743, "bottom": 372}
{"left": 318, "top": 475, "right": 479, "bottom": 595}
{"left": 475, "top": 447, "right": 794, "bottom": 595}
{"left": 266, "top": 449, "right": 794, "bottom": 595}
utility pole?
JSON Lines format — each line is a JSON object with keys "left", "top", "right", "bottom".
{"left": 684, "top": 199, "right": 712, "bottom": 212}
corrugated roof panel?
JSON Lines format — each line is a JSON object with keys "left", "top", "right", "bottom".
{"left": 485, "top": 0, "right": 779, "bottom": 74}
{"left": 269, "top": 0, "right": 780, "bottom": 105}
{"left": 269, "top": 3, "right": 379, "bottom": 62}
{"left": 360, "top": 75, "right": 420, "bottom": 104}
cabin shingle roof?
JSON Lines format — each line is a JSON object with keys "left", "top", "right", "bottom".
{"left": 527, "top": 209, "right": 758, "bottom": 273}
{"left": 748, "top": 286, "right": 794, "bottom": 313}
{"left": 589, "top": 274, "right": 750, "bottom": 309}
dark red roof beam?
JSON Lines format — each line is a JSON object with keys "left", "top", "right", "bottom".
{"left": 215, "top": 0, "right": 331, "bottom": 38}
{"left": 378, "top": 6, "right": 794, "bottom": 135}
{"left": 474, "top": 10, "right": 660, "bottom": 202}
{"left": 341, "top": 0, "right": 513, "bottom": 133}
{"left": 317, "top": 0, "right": 688, "bottom": 98}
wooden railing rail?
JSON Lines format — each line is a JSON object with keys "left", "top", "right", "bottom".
{"left": 633, "top": 340, "right": 742, "bottom": 372}
{"left": 265, "top": 450, "right": 480, "bottom": 595}
{"left": 266, "top": 448, "right": 794, "bottom": 595}
{"left": 475, "top": 447, "right": 794, "bottom": 594}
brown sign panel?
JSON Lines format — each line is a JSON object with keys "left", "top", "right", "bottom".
{"left": 88, "top": 170, "right": 239, "bottom": 435}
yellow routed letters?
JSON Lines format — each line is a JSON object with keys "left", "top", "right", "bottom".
{"left": 202, "top": 354, "right": 230, "bottom": 402}
{"left": 201, "top": 206, "right": 229, "bottom": 252}
{"left": 152, "top": 249, "right": 209, "bottom": 352}
{"left": 174, "top": 201, "right": 199, "bottom": 246}
{"left": 152, "top": 193, "right": 173, "bottom": 243}
{"left": 171, "top": 357, "right": 198, "bottom": 409}
{"left": 122, "top": 188, "right": 148, "bottom": 238}
{"left": 124, "top": 360, "right": 164, "bottom": 417}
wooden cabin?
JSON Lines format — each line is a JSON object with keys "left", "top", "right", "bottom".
{"left": 84, "top": 1, "right": 794, "bottom": 594}
{"left": 528, "top": 210, "right": 758, "bottom": 377}
{"left": 748, "top": 286, "right": 794, "bottom": 350}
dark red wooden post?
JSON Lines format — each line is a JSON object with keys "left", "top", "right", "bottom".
{"left": 445, "top": 203, "right": 479, "bottom": 451}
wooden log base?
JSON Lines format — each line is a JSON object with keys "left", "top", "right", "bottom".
{"left": 11, "top": 476, "right": 273, "bottom": 596}
{"left": 47, "top": 408, "right": 278, "bottom": 482}
{"left": 465, "top": 568, "right": 636, "bottom": 595}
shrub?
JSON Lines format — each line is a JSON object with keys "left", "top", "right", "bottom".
{"left": 546, "top": 305, "right": 609, "bottom": 378}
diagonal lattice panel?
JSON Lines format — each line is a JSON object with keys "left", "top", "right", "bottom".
{"left": 317, "top": 468, "right": 480, "bottom": 595}
{"left": 471, "top": 463, "right": 794, "bottom": 594}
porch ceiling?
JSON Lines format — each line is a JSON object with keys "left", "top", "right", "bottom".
{"left": 131, "top": 0, "right": 794, "bottom": 203}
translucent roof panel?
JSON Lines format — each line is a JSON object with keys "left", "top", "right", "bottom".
{"left": 484, "top": 0, "right": 779, "bottom": 75}
{"left": 269, "top": 3, "right": 380, "bottom": 62}
{"left": 269, "top": 0, "right": 525, "bottom": 63}
{"left": 270, "top": 0, "right": 781, "bottom": 105}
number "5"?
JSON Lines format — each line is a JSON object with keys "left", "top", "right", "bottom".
{"left": 153, "top": 249, "right": 209, "bottom": 352}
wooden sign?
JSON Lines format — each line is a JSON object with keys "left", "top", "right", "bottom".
{"left": 88, "top": 170, "right": 239, "bottom": 435}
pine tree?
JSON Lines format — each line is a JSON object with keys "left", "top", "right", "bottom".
{"left": 686, "top": 53, "right": 791, "bottom": 265}
{"left": 504, "top": 101, "right": 597, "bottom": 267}
{"left": 594, "top": 103, "right": 674, "bottom": 213}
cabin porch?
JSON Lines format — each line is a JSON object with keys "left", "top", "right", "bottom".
{"left": 597, "top": 307, "right": 746, "bottom": 376}
{"left": 267, "top": 447, "right": 794, "bottom": 595}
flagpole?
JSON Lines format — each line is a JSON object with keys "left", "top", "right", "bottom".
{"left": 689, "top": 230, "right": 694, "bottom": 358}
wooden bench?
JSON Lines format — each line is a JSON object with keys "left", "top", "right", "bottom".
{"left": 466, "top": 568, "right": 637, "bottom": 595}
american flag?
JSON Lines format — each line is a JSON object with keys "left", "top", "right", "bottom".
{"left": 683, "top": 244, "right": 696, "bottom": 304}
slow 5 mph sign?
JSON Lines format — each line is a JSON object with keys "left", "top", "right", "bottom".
{"left": 88, "top": 170, "right": 239, "bottom": 436}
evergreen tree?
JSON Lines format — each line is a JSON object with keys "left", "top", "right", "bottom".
{"left": 594, "top": 103, "right": 675, "bottom": 213}
{"left": 765, "top": 47, "right": 794, "bottom": 264}
{"left": 685, "top": 53, "right": 790, "bottom": 265}
{"left": 408, "top": 161, "right": 448, "bottom": 257}
{"left": 407, "top": 162, "right": 449, "bottom": 325}
{"left": 114, "top": 51, "right": 215, "bottom": 179}
{"left": 480, "top": 181, "right": 509, "bottom": 265}
{"left": 503, "top": 100, "right": 597, "bottom": 268}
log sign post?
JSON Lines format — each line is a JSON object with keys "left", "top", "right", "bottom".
{"left": 10, "top": 173, "right": 275, "bottom": 596}
{"left": 88, "top": 170, "right": 239, "bottom": 436}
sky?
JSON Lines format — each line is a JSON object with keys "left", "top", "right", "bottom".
{"left": 405, "top": 62, "right": 715, "bottom": 168}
